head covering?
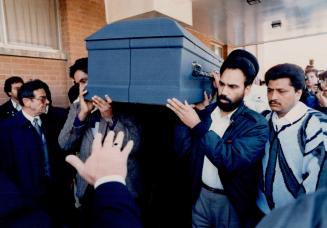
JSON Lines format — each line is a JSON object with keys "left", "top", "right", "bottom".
{"left": 220, "top": 49, "right": 259, "bottom": 85}
{"left": 304, "top": 59, "right": 318, "bottom": 76}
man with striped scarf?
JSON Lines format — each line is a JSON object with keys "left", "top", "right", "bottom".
{"left": 256, "top": 63, "right": 327, "bottom": 217}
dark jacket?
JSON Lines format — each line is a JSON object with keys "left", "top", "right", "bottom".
{"left": 300, "top": 89, "right": 327, "bottom": 114}
{"left": 0, "top": 100, "right": 18, "bottom": 120}
{"left": 300, "top": 89, "right": 320, "bottom": 109}
{"left": 174, "top": 102, "right": 269, "bottom": 222}
{"left": 0, "top": 110, "right": 74, "bottom": 226}
{"left": 93, "top": 182, "right": 143, "bottom": 228}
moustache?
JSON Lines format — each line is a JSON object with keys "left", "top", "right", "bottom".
{"left": 217, "top": 95, "right": 232, "bottom": 104}
{"left": 269, "top": 100, "right": 281, "bottom": 106}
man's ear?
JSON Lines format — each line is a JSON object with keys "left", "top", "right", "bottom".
{"left": 8, "top": 92, "right": 12, "bottom": 97}
{"left": 22, "top": 97, "right": 30, "bottom": 107}
{"left": 295, "top": 89, "right": 303, "bottom": 101}
{"left": 244, "top": 85, "right": 252, "bottom": 96}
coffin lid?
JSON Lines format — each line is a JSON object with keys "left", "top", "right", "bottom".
{"left": 86, "top": 17, "right": 215, "bottom": 57}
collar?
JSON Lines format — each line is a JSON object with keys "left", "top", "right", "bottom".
{"left": 230, "top": 101, "right": 246, "bottom": 121}
{"left": 11, "top": 99, "right": 21, "bottom": 111}
{"left": 272, "top": 101, "right": 307, "bottom": 127}
{"left": 213, "top": 105, "right": 237, "bottom": 120}
{"left": 22, "top": 109, "right": 42, "bottom": 126}
{"left": 73, "top": 97, "right": 80, "bottom": 104}
{"left": 204, "top": 101, "right": 246, "bottom": 122}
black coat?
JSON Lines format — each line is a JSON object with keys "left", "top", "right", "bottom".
{"left": 93, "top": 182, "right": 143, "bottom": 228}
{"left": 0, "top": 108, "right": 74, "bottom": 226}
{"left": 174, "top": 102, "right": 269, "bottom": 223}
{"left": 0, "top": 100, "right": 18, "bottom": 120}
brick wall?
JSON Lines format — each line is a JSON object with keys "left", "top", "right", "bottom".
{"left": 59, "top": 0, "right": 107, "bottom": 65}
{"left": 58, "top": 0, "right": 107, "bottom": 106}
{"left": 0, "top": 0, "right": 107, "bottom": 107}
{"left": 0, "top": 56, "right": 67, "bottom": 106}
{"left": 0, "top": 2, "right": 226, "bottom": 107}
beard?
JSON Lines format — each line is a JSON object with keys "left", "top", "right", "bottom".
{"left": 216, "top": 94, "right": 244, "bottom": 112}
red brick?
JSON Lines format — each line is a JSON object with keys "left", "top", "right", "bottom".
{"left": 1, "top": 0, "right": 222, "bottom": 107}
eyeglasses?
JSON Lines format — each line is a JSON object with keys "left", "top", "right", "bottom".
{"left": 29, "top": 96, "right": 48, "bottom": 103}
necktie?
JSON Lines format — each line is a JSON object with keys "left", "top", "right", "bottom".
{"left": 33, "top": 118, "right": 51, "bottom": 177}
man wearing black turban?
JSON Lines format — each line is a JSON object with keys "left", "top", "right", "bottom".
{"left": 167, "top": 49, "right": 269, "bottom": 227}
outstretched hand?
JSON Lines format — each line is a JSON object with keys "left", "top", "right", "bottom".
{"left": 166, "top": 98, "right": 201, "bottom": 128}
{"left": 65, "top": 131, "right": 134, "bottom": 185}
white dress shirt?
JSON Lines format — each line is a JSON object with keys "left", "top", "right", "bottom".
{"left": 22, "top": 110, "right": 42, "bottom": 126}
{"left": 11, "top": 99, "right": 22, "bottom": 111}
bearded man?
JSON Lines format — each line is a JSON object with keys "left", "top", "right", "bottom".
{"left": 167, "top": 49, "right": 269, "bottom": 228}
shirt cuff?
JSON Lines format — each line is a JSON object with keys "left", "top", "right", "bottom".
{"left": 94, "top": 175, "right": 126, "bottom": 189}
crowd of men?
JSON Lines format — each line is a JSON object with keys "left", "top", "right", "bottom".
{"left": 0, "top": 50, "right": 326, "bottom": 227}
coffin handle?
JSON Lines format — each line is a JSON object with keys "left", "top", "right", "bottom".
{"left": 192, "top": 61, "right": 214, "bottom": 79}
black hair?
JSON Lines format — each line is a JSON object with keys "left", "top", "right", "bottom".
{"left": 264, "top": 63, "right": 305, "bottom": 91}
{"left": 69, "top": 57, "right": 88, "bottom": 79}
{"left": 35, "top": 79, "right": 52, "bottom": 104}
{"left": 18, "top": 79, "right": 49, "bottom": 106}
{"left": 319, "top": 71, "right": 327, "bottom": 81}
{"left": 4, "top": 76, "right": 24, "bottom": 97}
{"left": 68, "top": 83, "right": 79, "bottom": 104}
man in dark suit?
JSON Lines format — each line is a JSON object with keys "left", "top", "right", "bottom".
{"left": 39, "top": 79, "right": 79, "bottom": 226}
{"left": 0, "top": 76, "right": 24, "bottom": 120}
{"left": 66, "top": 131, "right": 143, "bottom": 228}
{"left": 0, "top": 80, "right": 73, "bottom": 227}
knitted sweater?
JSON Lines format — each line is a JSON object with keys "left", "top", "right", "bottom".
{"left": 257, "top": 102, "right": 327, "bottom": 214}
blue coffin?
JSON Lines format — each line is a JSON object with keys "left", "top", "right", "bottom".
{"left": 85, "top": 17, "right": 222, "bottom": 105}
